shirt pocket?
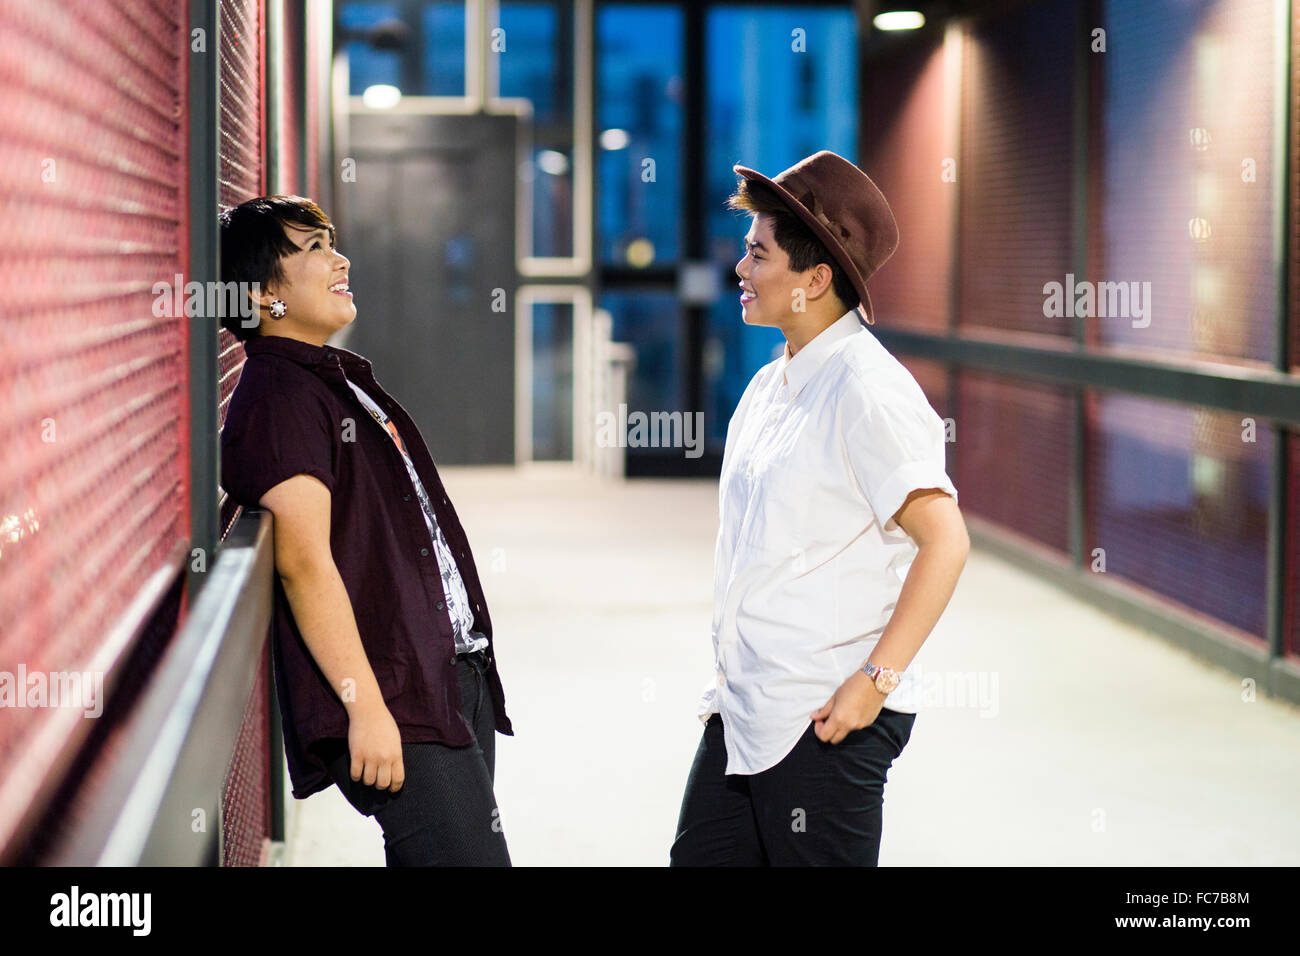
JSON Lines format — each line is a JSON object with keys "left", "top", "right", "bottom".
{"left": 749, "top": 455, "right": 869, "bottom": 574}
{"left": 742, "top": 457, "right": 812, "bottom": 560}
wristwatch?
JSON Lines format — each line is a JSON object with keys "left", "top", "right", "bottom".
{"left": 861, "top": 661, "right": 900, "bottom": 695}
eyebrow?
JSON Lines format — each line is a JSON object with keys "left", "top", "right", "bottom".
{"left": 294, "top": 227, "right": 333, "bottom": 246}
{"left": 743, "top": 237, "right": 769, "bottom": 251}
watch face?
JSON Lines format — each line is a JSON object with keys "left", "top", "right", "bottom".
{"left": 877, "top": 670, "right": 900, "bottom": 693}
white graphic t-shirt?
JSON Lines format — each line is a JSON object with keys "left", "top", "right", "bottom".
{"left": 344, "top": 379, "right": 488, "bottom": 656}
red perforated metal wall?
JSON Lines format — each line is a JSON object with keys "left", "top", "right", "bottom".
{"left": 958, "top": 0, "right": 1076, "bottom": 340}
{"left": 1098, "top": 0, "right": 1278, "bottom": 367}
{"left": 861, "top": 31, "right": 952, "bottom": 333}
{"left": 1083, "top": 0, "right": 1281, "bottom": 643}
{"left": 951, "top": 2, "right": 1079, "bottom": 554}
{"left": 1084, "top": 394, "right": 1272, "bottom": 641}
{"left": 217, "top": 0, "right": 264, "bottom": 434}
{"left": 864, "top": 0, "right": 1295, "bottom": 653}
{"left": 221, "top": 642, "right": 273, "bottom": 866}
{"left": 0, "top": 0, "right": 190, "bottom": 851}
{"left": 305, "top": 1, "right": 323, "bottom": 201}
{"left": 1288, "top": 0, "right": 1300, "bottom": 659}
{"left": 276, "top": 0, "right": 304, "bottom": 195}
{"left": 1293, "top": 0, "right": 1300, "bottom": 377}
{"left": 956, "top": 371, "right": 1075, "bottom": 556}
{"left": 1287, "top": 432, "right": 1299, "bottom": 659}
{"left": 216, "top": 0, "right": 271, "bottom": 868}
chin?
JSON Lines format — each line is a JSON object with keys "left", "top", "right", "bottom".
{"left": 321, "top": 313, "right": 354, "bottom": 340}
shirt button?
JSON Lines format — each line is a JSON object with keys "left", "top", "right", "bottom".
{"left": 717, "top": 674, "right": 726, "bottom": 688}
{"left": 449, "top": 656, "right": 457, "bottom": 666}
{"left": 436, "top": 601, "right": 445, "bottom": 610}
{"left": 420, "top": 548, "right": 429, "bottom": 556}
{"left": 403, "top": 494, "right": 411, "bottom": 502}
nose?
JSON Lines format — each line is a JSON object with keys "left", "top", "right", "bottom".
{"left": 334, "top": 248, "right": 350, "bottom": 270}
{"left": 735, "top": 254, "right": 748, "bottom": 280}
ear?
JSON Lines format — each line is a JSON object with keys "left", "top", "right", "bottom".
{"left": 248, "top": 280, "right": 279, "bottom": 312}
{"left": 804, "top": 262, "right": 836, "bottom": 302}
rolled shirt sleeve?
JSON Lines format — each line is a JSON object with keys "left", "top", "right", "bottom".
{"left": 220, "top": 391, "right": 338, "bottom": 507}
{"left": 843, "top": 378, "right": 957, "bottom": 534}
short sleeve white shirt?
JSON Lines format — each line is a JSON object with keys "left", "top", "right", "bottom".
{"left": 697, "top": 310, "right": 958, "bottom": 775}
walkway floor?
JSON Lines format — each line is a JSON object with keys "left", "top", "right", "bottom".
{"left": 283, "top": 464, "right": 1300, "bottom": 866}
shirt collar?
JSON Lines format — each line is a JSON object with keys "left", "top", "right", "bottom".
{"left": 779, "top": 310, "right": 862, "bottom": 396}
{"left": 242, "top": 333, "right": 372, "bottom": 374}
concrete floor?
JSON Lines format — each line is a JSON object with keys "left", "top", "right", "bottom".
{"left": 283, "top": 464, "right": 1300, "bottom": 866}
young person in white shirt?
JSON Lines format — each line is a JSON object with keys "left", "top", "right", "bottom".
{"left": 670, "top": 151, "right": 970, "bottom": 867}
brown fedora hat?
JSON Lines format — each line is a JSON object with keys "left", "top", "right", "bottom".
{"left": 732, "top": 150, "right": 899, "bottom": 325}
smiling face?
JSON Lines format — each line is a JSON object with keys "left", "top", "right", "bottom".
{"left": 735, "top": 213, "right": 825, "bottom": 330}
{"left": 733, "top": 213, "right": 842, "bottom": 335}
{"left": 256, "top": 222, "right": 355, "bottom": 345}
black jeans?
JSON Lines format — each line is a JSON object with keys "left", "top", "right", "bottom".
{"left": 323, "top": 648, "right": 511, "bottom": 866}
{"left": 669, "top": 708, "right": 915, "bottom": 866}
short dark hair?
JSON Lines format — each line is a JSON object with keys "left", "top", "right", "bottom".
{"left": 727, "top": 177, "right": 859, "bottom": 312}
{"left": 217, "top": 195, "right": 336, "bottom": 341}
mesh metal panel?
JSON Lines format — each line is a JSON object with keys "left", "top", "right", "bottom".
{"left": 276, "top": 0, "right": 303, "bottom": 193}
{"left": 0, "top": 0, "right": 188, "bottom": 845}
{"left": 959, "top": 0, "right": 1076, "bottom": 339}
{"left": 305, "top": 1, "right": 322, "bottom": 200}
{"left": 861, "top": 32, "right": 951, "bottom": 332}
{"left": 1287, "top": 431, "right": 1299, "bottom": 658}
{"left": 220, "top": 642, "right": 273, "bottom": 866}
{"left": 955, "top": 371, "right": 1074, "bottom": 555}
{"left": 1098, "top": 0, "right": 1278, "bottom": 366}
{"left": 1084, "top": 393, "right": 1271, "bottom": 641}
{"left": 1293, "top": 0, "right": 1300, "bottom": 374}
{"left": 217, "top": 0, "right": 262, "bottom": 534}
{"left": 18, "top": 570, "right": 184, "bottom": 865}
{"left": 217, "top": 0, "right": 263, "bottom": 428}
{"left": 216, "top": 0, "right": 270, "bottom": 868}
{"left": 1287, "top": 7, "right": 1300, "bottom": 657}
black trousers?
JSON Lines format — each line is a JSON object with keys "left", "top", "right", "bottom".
{"left": 322, "top": 650, "right": 511, "bottom": 866}
{"left": 670, "top": 708, "right": 915, "bottom": 866}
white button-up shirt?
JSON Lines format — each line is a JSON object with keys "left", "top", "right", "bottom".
{"left": 697, "top": 310, "right": 958, "bottom": 775}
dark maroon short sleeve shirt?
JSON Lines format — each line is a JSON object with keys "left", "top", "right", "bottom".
{"left": 220, "top": 333, "right": 513, "bottom": 798}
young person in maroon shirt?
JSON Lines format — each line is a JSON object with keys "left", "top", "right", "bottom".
{"left": 218, "top": 196, "right": 512, "bottom": 866}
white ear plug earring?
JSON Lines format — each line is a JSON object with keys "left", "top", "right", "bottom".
{"left": 269, "top": 299, "right": 287, "bottom": 318}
